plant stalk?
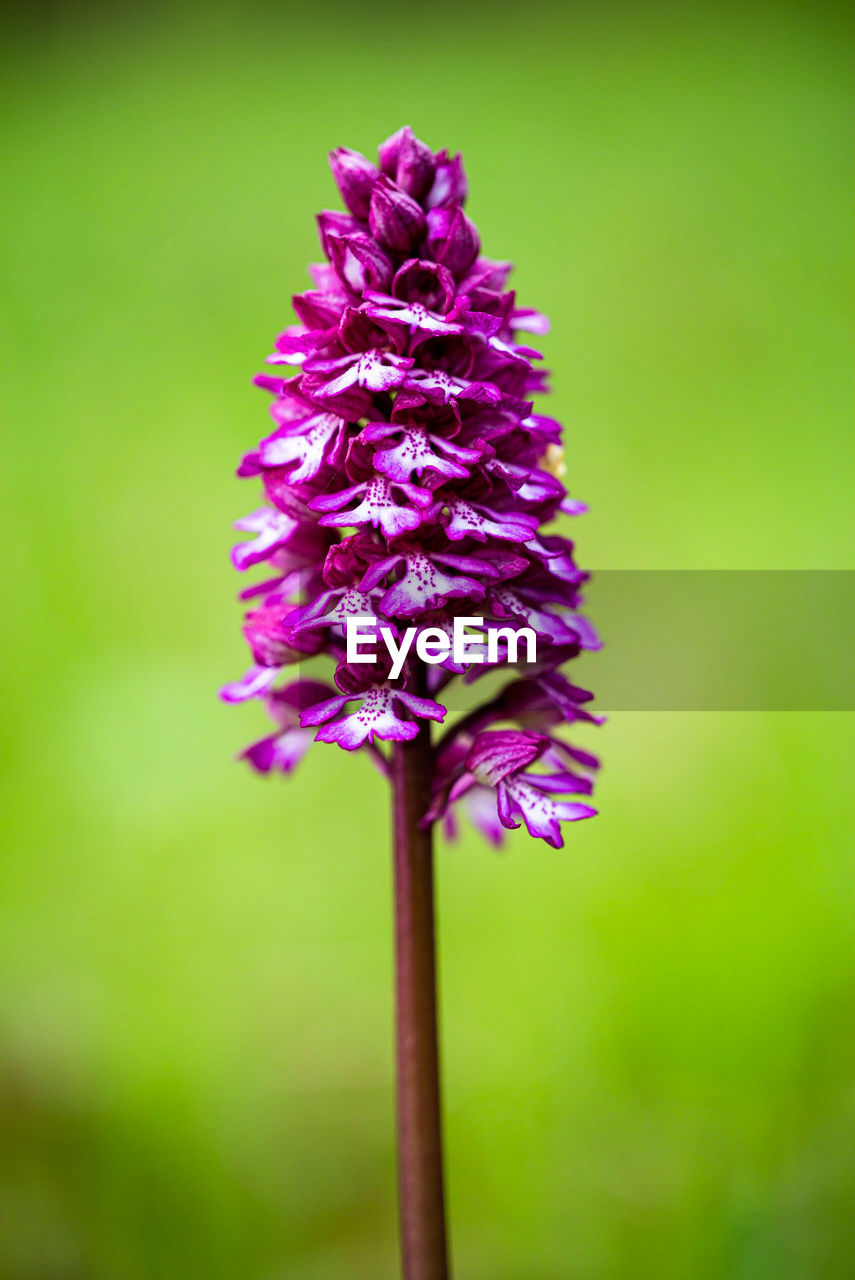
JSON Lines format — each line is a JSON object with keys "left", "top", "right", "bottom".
{"left": 391, "top": 705, "right": 450, "bottom": 1280}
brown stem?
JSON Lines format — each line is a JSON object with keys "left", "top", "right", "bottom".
{"left": 391, "top": 702, "right": 450, "bottom": 1280}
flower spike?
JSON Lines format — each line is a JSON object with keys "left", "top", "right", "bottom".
{"left": 222, "top": 127, "right": 600, "bottom": 851}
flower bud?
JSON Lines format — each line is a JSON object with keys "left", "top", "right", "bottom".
{"left": 377, "top": 126, "right": 408, "bottom": 175}
{"left": 378, "top": 125, "right": 435, "bottom": 199}
{"left": 292, "top": 289, "right": 342, "bottom": 330}
{"left": 425, "top": 150, "right": 468, "bottom": 209}
{"left": 316, "top": 210, "right": 361, "bottom": 259}
{"left": 425, "top": 205, "right": 479, "bottom": 275}
{"left": 244, "top": 603, "right": 299, "bottom": 667}
{"left": 327, "top": 232, "right": 393, "bottom": 293}
{"left": 369, "top": 177, "right": 426, "bottom": 253}
{"left": 339, "top": 305, "right": 395, "bottom": 355}
{"left": 391, "top": 259, "right": 456, "bottom": 313}
{"left": 328, "top": 147, "right": 379, "bottom": 220}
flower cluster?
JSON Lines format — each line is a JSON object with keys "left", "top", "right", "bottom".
{"left": 222, "top": 127, "right": 601, "bottom": 848}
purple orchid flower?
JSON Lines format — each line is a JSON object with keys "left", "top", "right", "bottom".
{"left": 230, "top": 507, "right": 303, "bottom": 572}
{"left": 241, "top": 681, "right": 337, "bottom": 774}
{"left": 362, "top": 290, "right": 466, "bottom": 340}
{"left": 220, "top": 127, "right": 602, "bottom": 1279}
{"left": 300, "top": 683, "right": 446, "bottom": 749}
{"left": 459, "top": 730, "right": 596, "bottom": 848}
{"left": 360, "top": 421, "right": 483, "bottom": 486}
{"left": 308, "top": 474, "right": 432, "bottom": 539}
{"left": 303, "top": 347, "right": 414, "bottom": 398}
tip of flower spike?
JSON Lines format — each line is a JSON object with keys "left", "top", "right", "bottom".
{"left": 377, "top": 125, "right": 417, "bottom": 175}
{"left": 377, "top": 125, "right": 436, "bottom": 200}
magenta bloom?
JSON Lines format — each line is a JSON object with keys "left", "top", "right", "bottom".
{"left": 222, "top": 126, "right": 600, "bottom": 850}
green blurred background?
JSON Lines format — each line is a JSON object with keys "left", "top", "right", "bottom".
{"left": 1, "top": 2, "right": 852, "bottom": 1276}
